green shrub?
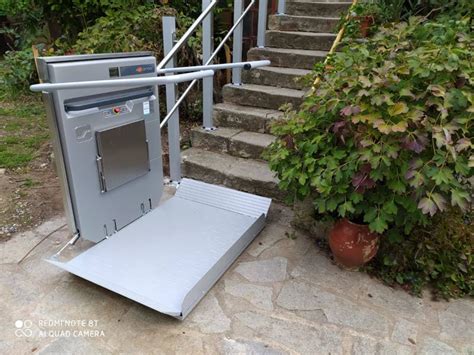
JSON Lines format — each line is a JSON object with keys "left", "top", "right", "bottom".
{"left": 339, "top": 0, "right": 474, "bottom": 37}
{"left": 71, "top": 5, "right": 184, "bottom": 59}
{"left": 366, "top": 208, "right": 473, "bottom": 299}
{"left": 2, "top": 49, "right": 38, "bottom": 95}
{"left": 266, "top": 15, "right": 473, "bottom": 236}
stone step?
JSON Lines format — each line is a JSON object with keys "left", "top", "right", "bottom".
{"left": 243, "top": 66, "right": 310, "bottom": 90}
{"left": 181, "top": 148, "right": 283, "bottom": 200}
{"left": 191, "top": 127, "right": 276, "bottom": 160}
{"left": 269, "top": 14, "right": 339, "bottom": 33}
{"left": 213, "top": 103, "right": 284, "bottom": 133}
{"left": 222, "top": 84, "right": 305, "bottom": 111}
{"left": 286, "top": 1, "right": 352, "bottom": 17}
{"left": 248, "top": 47, "right": 327, "bottom": 70}
{"left": 266, "top": 30, "right": 336, "bottom": 51}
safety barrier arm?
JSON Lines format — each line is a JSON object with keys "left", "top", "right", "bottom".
{"left": 156, "top": 60, "right": 270, "bottom": 75}
{"left": 29, "top": 70, "right": 215, "bottom": 92}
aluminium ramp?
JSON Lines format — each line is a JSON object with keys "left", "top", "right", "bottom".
{"left": 48, "top": 179, "right": 271, "bottom": 319}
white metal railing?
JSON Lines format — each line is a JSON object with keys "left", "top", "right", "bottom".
{"left": 159, "top": 0, "right": 284, "bottom": 182}
{"left": 29, "top": 71, "right": 215, "bottom": 92}
{"left": 156, "top": 0, "right": 218, "bottom": 71}
{"left": 29, "top": 1, "right": 286, "bottom": 185}
{"left": 278, "top": 0, "right": 286, "bottom": 15}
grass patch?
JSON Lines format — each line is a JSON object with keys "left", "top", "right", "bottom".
{"left": 0, "top": 68, "right": 49, "bottom": 169}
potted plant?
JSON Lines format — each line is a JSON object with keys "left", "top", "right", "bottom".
{"left": 339, "top": 3, "right": 382, "bottom": 38}
{"left": 266, "top": 17, "right": 473, "bottom": 269}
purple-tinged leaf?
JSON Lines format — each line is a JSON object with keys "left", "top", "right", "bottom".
{"left": 431, "top": 193, "right": 447, "bottom": 212}
{"left": 455, "top": 138, "right": 472, "bottom": 152}
{"left": 340, "top": 106, "right": 353, "bottom": 117}
{"left": 332, "top": 120, "right": 347, "bottom": 132}
{"left": 405, "top": 170, "right": 416, "bottom": 180}
{"left": 402, "top": 134, "right": 428, "bottom": 153}
{"left": 332, "top": 120, "right": 351, "bottom": 144}
{"left": 408, "top": 158, "right": 423, "bottom": 170}
{"left": 340, "top": 105, "right": 361, "bottom": 117}
{"left": 418, "top": 197, "right": 437, "bottom": 216}
{"left": 352, "top": 164, "right": 376, "bottom": 193}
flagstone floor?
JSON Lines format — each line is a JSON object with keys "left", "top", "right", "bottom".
{"left": 1, "top": 186, "right": 473, "bottom": 354}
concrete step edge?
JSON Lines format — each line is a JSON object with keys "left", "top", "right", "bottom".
{"left": 190, "top": 126, "right": 276, "bottom": 160}
{"left": 213, "top": 103, "right": 284, "bottom": 133}
{"left": 223, "top": 83, "right": 306, "bottom": 98}
{"left": 181, "top": 148, "right": 283, "bottom": 199}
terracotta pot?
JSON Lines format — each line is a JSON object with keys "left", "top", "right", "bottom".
{"left": 355, "top": 15, "right": 375, "bottom": 37}
{"left": 329, "top": 218, "right": 380, "bottom": 269}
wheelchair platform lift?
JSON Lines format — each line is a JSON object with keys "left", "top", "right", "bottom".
{"left": 31, "top": 52, "right": 271, "bottom": 319}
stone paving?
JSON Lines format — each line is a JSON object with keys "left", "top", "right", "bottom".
{"left": 1, "top": 187, "right": 473, "bottom": 354}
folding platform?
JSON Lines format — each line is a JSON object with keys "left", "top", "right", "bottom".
{"left": 49, "top": 178, "right": 270, "bottom": 319}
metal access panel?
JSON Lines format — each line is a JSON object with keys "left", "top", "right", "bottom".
{"left": 96, "top": 120, "right": 150, "bottom": 192}
{"left": 49, "top": 178, "right": 271, "bottom": 319}
{"left": 37, "top": 53, "right": 163, "bottom": 242}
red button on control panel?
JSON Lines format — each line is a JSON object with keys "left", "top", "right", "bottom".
{"left": 113, "top": 107, "right": 121, "bottom": 114}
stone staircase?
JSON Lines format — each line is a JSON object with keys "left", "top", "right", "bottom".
{"left": 182, "top": 0, "right": 352, "bottom": 200}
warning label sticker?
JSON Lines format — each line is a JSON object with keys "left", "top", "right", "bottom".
{"left": 143, "top": 101, "right": 150, "bottom": 115}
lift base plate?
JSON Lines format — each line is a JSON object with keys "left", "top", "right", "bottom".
{"left": 48, "top": 179, "right": 271, "bottom": 319}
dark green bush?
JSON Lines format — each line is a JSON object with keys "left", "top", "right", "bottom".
{"left": 72, "top": 5, "right": 179, "bottom": 58}
{"left": 339, "top": 0, "right": 474, "bottom": 38}
{"left": 366, "top": 208, "right": 473, "bottom": 299}
{"left": 266, "top": 15, "right": 473, "bottom": 235}
{"left": 2, "top": 49, "right": 38, "bottom": 95}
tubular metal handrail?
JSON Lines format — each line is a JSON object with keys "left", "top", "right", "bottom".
{"left": 156, "top": 0, "right": 218, "bottom": 71}
{"left": 156, "top": 60, "right": 270, "bottom": 75}
{"left": 29, "top": 70, "right": 215, "bottom": 92}
{"left": 159, "top": 0, "right": 258, "bottom": 130}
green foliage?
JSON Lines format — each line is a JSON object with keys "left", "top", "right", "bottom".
{"left": 339, "top": 0, "right": 474, "bottom": 37}
{"left": 266, "top": 15, "right": 473, "bottom": 235}
{"left": 0, "top": 0, "right": 154, "bottom": 48}
{"left": 72, "top": 5, "right": 174, "bottom": 57}
{"left": 2, "top": 49, "right": 38, "bottom": 95}
{"left": 366, "top": 208, "right": 473, "bottom": 299}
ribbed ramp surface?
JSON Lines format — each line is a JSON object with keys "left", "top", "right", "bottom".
{"left": 48, "top": 179, "right": 271, "bottom": 319}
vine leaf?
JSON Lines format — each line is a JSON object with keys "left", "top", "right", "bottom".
{"left": 418, "top": 197, "right": 437, "bottom": 216}
{"left": 388, "top": 102, "right": 409, "bottom": 116}
{"left": 431, "top": 193, "right": 447, "bottom": 212}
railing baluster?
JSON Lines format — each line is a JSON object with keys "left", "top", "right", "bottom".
{"left": 232, "top": 0, "right": 244, "bottom": 84}
{"left": 257, "top": 0, "right": 268, "bottom": 48}
{"left": 202, "top": 0, "right": 215, "bottom": 130}
{"left": 278, "top": 0, "right": 286, "bottom": 15}
{"left": 163, "top": 16, "right": 181, "bottom": 182}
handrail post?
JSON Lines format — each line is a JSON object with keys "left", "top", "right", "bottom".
{"left": 277, "top": 0, "right": 286, "bottom": 15}
{"left": 202, "top": 0, "right": 215, "bottom": 130}
{"left": 257, "top": 0, "right": 268, "bottom": 48}
{"left": 163, "top": 16, "right": 181, "bottom": 182}
{"left": 232, "top": 0, "right": 244, "bottom": 84}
